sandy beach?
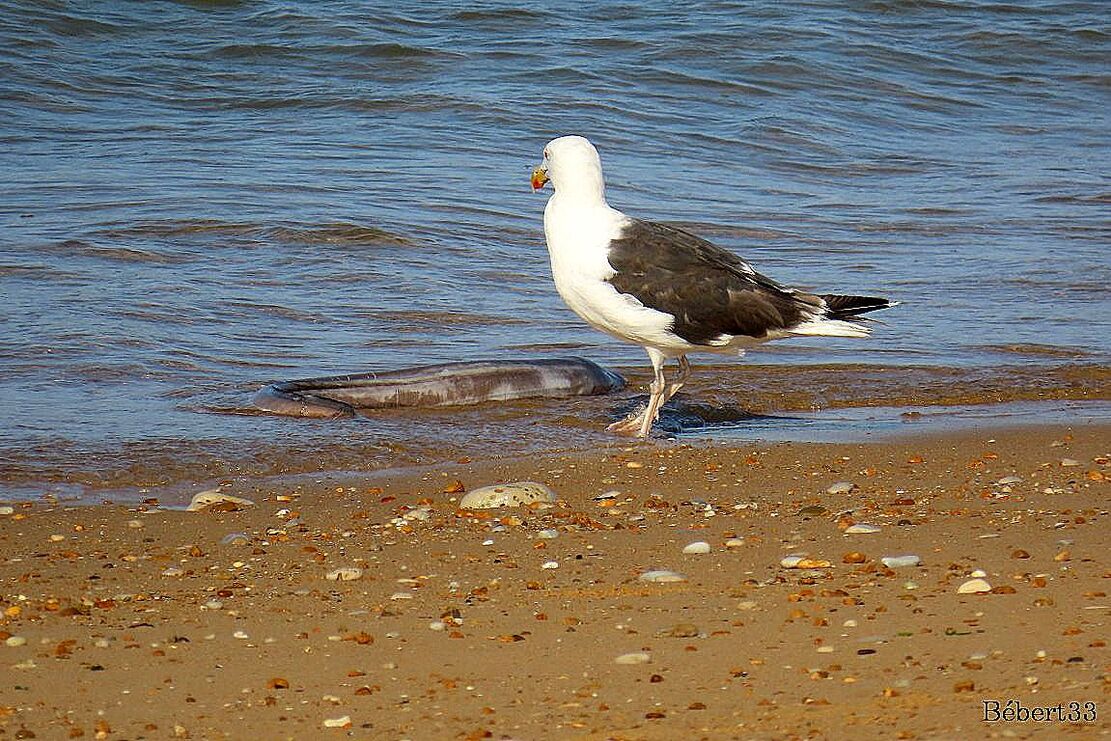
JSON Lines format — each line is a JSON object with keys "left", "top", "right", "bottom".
{"left": 1, "top": 422, "right": 1106, "bottom": 740}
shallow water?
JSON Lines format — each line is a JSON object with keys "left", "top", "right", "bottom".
{"left": 1, "top": 1, "right": 1108, "bottom": 496}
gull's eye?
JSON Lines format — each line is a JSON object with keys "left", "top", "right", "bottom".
{"left": 543, "top": 149, "right": 550, "bottom": 159}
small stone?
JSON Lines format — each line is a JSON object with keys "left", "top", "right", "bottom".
{"left": 781, "top": 556, "right": 832, "bottom": 569}
{"left": 186, "top": 489, "right": 254, "bottom": 512}
{"left": 221, "top": 532, "right": 249, "bottom": 546}
{"left": 639, "top": 569, "right": 687, "bottom": 583}
{"left": 322, "top": 715, "right": 351, "bottom": 728}
{"left": 682, "top": 541, "right": 711, "bottom": 555}
{"left": 881, "top": 555, "right": 921, "bottom": 568}
{"left": 1053, "top": 550, "right": 1071, "bottom": 562}
{"left": 537, "top": 529, "right": 559, "bottom": 539}
{"left": 325, "top": 567, "right": 363, "bottom": 582}
{"left": 5, "top": 635, "right": 27, "bottom": 647}
{"left": 0, "top": 506, "right": 13, "bottom": 516}
{"left": 970, "top": 569, "right": 987, "bottom": 578}
{"left": 1011, "top": 549, "right": 1031, "bottom": 559}
{"left": 614, "top": 652, "right": 651, "bottom": 665}
{"left": 958, "top": 578, "right": 992, "bottom": 594}
{"left": 724, "top": 538, "right": 745, "bottom": 549}
{"left": 233, "top": 630, "right": 249, "bottom": 639}
{"left": 736, "top": 600, "right": 758, "bottom": 611}
{"left": 203, "top": 599, "right": 223, "bottom": 610}
{"left": 161, "top": 567, "right": 185, "bottom": 577}
{"left": 659, "top": 623, "right": 699, "bottom": 638}
{"left": 1060, "top": 458, "right": 1081, "bottom": 467}
{"left": 541, "top": 561, "right": 559, "bottom": 570}
{"left": 389, "top": 592, "right": 413, "bottom": 600}
{"left": 797, "top": 505, "right": 828, "bottom": 517}
{"left": 842, "top": 552, "right": 867, "bottom": 564}
{"left": 49, "top": 534, "right": 65, "bottom": 542}
{"left": 429, "top": 621, "right": 446, "bottom": 631}
{"left": 127, "top": 519, "right": 144, "bottom": 529}
{"left": 826, "top": 482, "right": 855, "bottom": 495}
{"left": 458, "top": 481, "right": 556, "bottom": 509}
{"left": 844, "top": 523, "right": 881, "bottom": 534}
{"left": 996, "top": 475, "right": 1022, "bottom": 485}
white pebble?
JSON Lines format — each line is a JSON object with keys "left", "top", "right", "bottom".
{"left": 127, "top": 519, "right": 144, "bottom": 529}
{"left": 429, "top": 621, "right": 446, "bottom": 631}
{"left": 161, "top": 567, "right": 185, "bottom": 577}
{"left": 826, "top": 482, "right": 855, "bottom": 495}
{"left": 0, "top": 506, "right": 14, "bottom": 516}
{"left": 322, "top": 715, "right": 351, "bottom": 728}
{"left": 5, "top": 636, "right": 27, "bottom": 647}
{"left": 541, "top": 561, "right": 560, "bottom": 570}
{"left": 325, "top": 567, "right": 363, "bottom": 582}
{"left": 49, "top": 534, "right": 65, "bottom": 542}
{"left": 203, "top": 600, "right": 223, "bottom": 610}
{"left": 996, "top": 475, "right": 1022, "bottom": 485}
{"left": 736, "top": 600, "right": 757, "bottom": 611}
{"left": 682, "top": 541, "right": 711, "bottom": 554}
{"left": 724, "top": 538, "right": 744, "bottom": 549}
{"left": 881, "top": 555, "right": 921, "bottom": 568}
{"left": 844, "top": 523, "right": 881, "bottom": 534}
{"left": 389, "top": 592, "right": 414, "bottom": 601}
{"left": 970, "top": 569, "right": 987, "bottom": 578}
{"left": 639, "top": 569, "right": 687, "bottom": 583}
{"left": 537, "top": 529, "right": 559, "bottom": 539}
{"left": 614, "top": 652, "right": 651, "bottom": 665}
{"left": 958, "top": 578, "right": 992, "bottom": 594}
{"left": 843, "top": 619, "right": 858, "bottom": 628}
{"left": 816, "top": 646, "right": 835, "bottom": 653}
{"left": 459, "top": 481, "right": 556, "bottom": 509}
{"left": 1060, "top": 458, "right": 1081, "bottom": 467}
{"left": 233, "top": 630, "right": 249, "bottom": 639}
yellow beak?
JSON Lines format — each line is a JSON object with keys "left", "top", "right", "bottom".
{"left": 530, "top": 166, "right": 550, "bottom": 192}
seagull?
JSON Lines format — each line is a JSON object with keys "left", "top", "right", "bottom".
{"left": 530, "top": 135, "right": 896, "bottom": 437}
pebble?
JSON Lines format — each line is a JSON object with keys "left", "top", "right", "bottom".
{"left": 736, "top": 600, "right": 758, "bottom": 611}
{"left": 49, "top": 534, "right": 66, "bottom": 542}
{"left": 614, "top": 652, "right": 651, "bottom": 665}
{"left": 827, "top": 482, "right": 855, "bottom": 495}
{"left": 970, "top": 569, "right": 987, "bottom": 578}
{"left": 5, "top": 636, "right": 27, "bottom": 647}
{"left": 659, "top": 623, "right": 699, "bottom": 638}
{"left": 844, "top": 523, "right": 881, "bottom": 534}
{"left": 781, "top": 556, "right": 832, "bottom": 569}
{"left": 325, "top": 568, "right": 363, "bottom": 582}
{"left": 220, "top": 532, "right": 249, "bottom": 546}
{"left": 797, "top": 505, "right": 828, "bottom": 517}
{"left": 429, "top": 621, "right": 446, "bottom": 631}
{"left": 233, "top": 630, "right": 249, "bottom": 639}
{"left": 996, "top": 475, "right": 1023, "bottom": 485}
{"left": 0, "top": 506, "right": 13, "bottom": 515}
{"left": 537, "top": 529, "right": 559, "bottom": 539}
{"left": 881, "top": 555, "right": 921, "bottom": 568}
{"left": 127, "top": 519, "right": 144, "bottom": 529}
{"left": 639, "top": 569, "right": 687, "bottom": 583}
{"left": 389, "top": 592, "right": 413, "bottom": 601}
{"left": 458, "top": 481, "right": 556, "bottom": 509}
{"left": 724, "top": 538, "right": 745, "bottom": 549}
{"left": 161, "top": 567, "right": 185, "bottom": 577}
{"left": 322, "top": 716, "right": 351, "bottom": 729}
{"left": 682, "top": 541, "right": 711, "bottom": 555}
{"left": 541, "top": 561, "right": 560, "bottom": 570}
{"left": 1060, "top": 458, "right": 1081, "bottom": 467}
{"left": 186, "top": 489, "right": 254, "bottom": 512}
{"left": 958, "top": 578, "right": 993, "bottom": 594}
{"left": 203, "top": 599, "right": 223, "bottom": 610}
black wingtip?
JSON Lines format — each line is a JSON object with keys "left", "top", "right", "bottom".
{"left": 820, "top": 294, "right": 898, "bottom": 319}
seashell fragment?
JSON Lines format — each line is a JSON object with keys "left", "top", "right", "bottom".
{"left": 826, "top": 482, "right": 855, "bottom": 495}
{"left": 958, "top": 578, "right": 992, "bottom": 594}
{"left": 881, "top": 555, "right": 921, "bottom": 568}
{"left": 187, "top": 489, "right": 254, "bottom": 512}
{"left": 682, "top": 541, "right": 711, "bottom": 554}
{"left": 639, "top": 569, "right": 687, "bottom": 583}
{"left": 325, "top": 567, "right": 363, "bottom": 582}
{"left": 844, "top": 523, "right": 881, "bottom": 534}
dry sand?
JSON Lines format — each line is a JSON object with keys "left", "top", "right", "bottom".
{"left": 0, "top": 423, "right": 1107, "bottom": 740}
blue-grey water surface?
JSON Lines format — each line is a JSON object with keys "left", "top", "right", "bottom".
{"left": 1, "top": 1, "right": 1108, "bottom": 495}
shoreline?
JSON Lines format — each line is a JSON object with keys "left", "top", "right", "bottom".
{"left": 1, "top": 423, "right": 1106, "bottom": 738}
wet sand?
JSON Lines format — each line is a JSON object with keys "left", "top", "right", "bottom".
{"left": 0, "top": 423, "right": 1107, "bottom": 739}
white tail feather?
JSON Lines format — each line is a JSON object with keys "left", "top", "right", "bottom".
{"left": 789, "top": 319, "right": 871, "bottom": 338}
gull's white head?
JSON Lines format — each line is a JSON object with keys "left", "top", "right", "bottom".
{"left": 531, "top": 135, "right": 606, "bottom": 203}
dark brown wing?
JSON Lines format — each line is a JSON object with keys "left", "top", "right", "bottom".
{"left": 606, "top": 220, "right": 822, "bottom": 344}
